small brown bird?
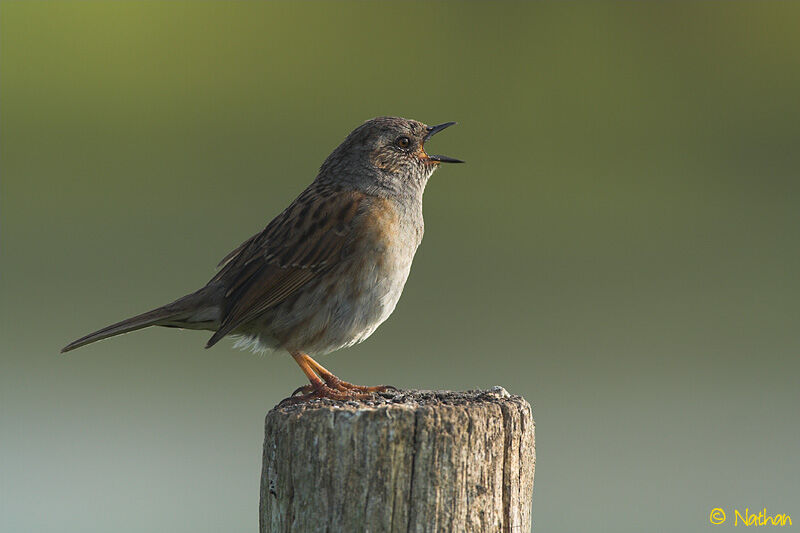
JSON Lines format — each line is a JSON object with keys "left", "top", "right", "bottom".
{"left": 62, "top": 117, "right": 463, "bottom": 401}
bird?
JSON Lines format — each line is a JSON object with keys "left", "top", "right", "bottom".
{"left": 62, "top": 116, "right": 463, "bottom": 402}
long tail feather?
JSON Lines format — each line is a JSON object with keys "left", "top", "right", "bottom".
{"left": 61, "top": 290, "right": 217, "bottom": 353}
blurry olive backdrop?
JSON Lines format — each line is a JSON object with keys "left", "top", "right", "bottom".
{"left": 2, "top": 2, "right": 799, "bottom": 532}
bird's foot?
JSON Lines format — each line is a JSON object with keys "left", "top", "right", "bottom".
{"left": 279, "top": 383, "right": 374, "bottom": 406}
{"left": 279, "top": 380, "right": 398, "bottom": 406}
{"left": 281, "top": 351, "right": 399, "bottom": 405}
{"left": 319, "top": 374, "right": 398, "bottom": 394}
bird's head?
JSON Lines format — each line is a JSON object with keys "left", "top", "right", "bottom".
{"left": 319, "top": 116, "right": 463, "bottom": 196}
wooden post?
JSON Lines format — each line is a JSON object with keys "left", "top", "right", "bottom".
{"left": 259, "top": 388, "right": 535, "bottom": 533}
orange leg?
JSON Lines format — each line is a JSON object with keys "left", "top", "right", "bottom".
{"left": 303, "top": 354, "right": 396, "bottom": 393}
{"left": 280, "top": 351, "right": 396, "bottom": 405}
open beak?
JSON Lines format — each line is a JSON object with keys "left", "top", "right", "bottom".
{"left": 424, "top": 122, "right": 464, "bottom": 163}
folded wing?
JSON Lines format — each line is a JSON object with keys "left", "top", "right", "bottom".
{"left": 205, "top": 187, "right": 365, "bottom": 348}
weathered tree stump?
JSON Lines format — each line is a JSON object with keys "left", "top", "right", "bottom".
{"left": 259, "top": 388, "right": 535, "bottom": 533}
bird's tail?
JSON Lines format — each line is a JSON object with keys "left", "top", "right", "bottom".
{"left": 61, "top": 289, "right": 219, "bottom": 353}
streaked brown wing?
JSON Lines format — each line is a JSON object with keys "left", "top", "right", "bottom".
{"left": 205, "top": 186, "right": 365, "bottom": 348}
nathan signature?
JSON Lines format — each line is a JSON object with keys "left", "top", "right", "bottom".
{"left": 710, "top": 508, "right": 792, "bottom": 527}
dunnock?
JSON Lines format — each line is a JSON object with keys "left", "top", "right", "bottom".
{"left": 62, "top": 116, "right": 463, "bottom": 402}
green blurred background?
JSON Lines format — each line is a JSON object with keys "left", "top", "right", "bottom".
{"left": 2, "top": 2, "right": 799, "bottom": 532}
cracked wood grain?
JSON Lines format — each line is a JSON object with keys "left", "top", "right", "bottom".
{"left": 259, "top": 389, "right": 535, "bottom": 533}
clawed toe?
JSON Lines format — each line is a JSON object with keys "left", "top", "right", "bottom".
{"left": 279, "top": 384, "right": 376, "bottom": 406}
{"left": 342, "top": 383, "right": 397, "bottom": 393}
{"left": 291, "top": 384, "right": 315, "bottom": 397}
{"left": 283, "top": 351, "right": 400, "bottom": 406}
{"left": 322, "top": 376, "right": 398, "bottom": 394}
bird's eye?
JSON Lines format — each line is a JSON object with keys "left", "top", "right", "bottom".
{"left": 395, "top": 136, "right": 411, "bottom": 150}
